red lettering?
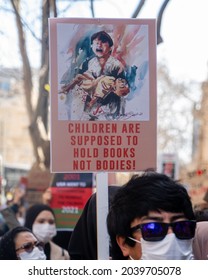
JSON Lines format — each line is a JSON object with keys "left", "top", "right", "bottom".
{"left": 103, "top": 148, "right": 135, "bottom": 158}
{"left": 122, "top": 123, "right": 140, "bottom": 133}
{"left": 73, "top": 160, "right": 91, "bottom": 170}
{"left": 96, "top": 160, "right": 134, "bottom": 170}
{"left": 73, "top": 148, "right": 98, "bottom": 158}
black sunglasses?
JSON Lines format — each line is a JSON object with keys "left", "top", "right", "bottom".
{"left": 16, "top": 241, "right": 44, "bottom": 253}
{"left": 130, "top": 220, "right": 196, "bottom": 241}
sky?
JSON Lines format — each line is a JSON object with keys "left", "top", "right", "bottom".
{"left": 1, "top": 0, "right": 208, "bottom": 85}
{"left": 77, "top": 0, "right": 208, "bottom": 84}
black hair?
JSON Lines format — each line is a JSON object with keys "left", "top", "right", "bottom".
{"left": 91, "top": 31, "right": 113, "bottom": 47}
{"left": 107, "top": 172, "right": 195, "bottom": 259}
{"left": 195, "top": 208, "right": 208, "bottom": 221}
{"left": 0, "top": 226, "right": 33, "bottom": 260}
{"left": 68, "top": 186, "right": 120, "bottom": 260}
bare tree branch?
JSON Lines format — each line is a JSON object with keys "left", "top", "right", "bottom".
{"left": 10, "top": 0, "right": 33, "bottom": 119}
{"left": 131, "top": 0, "right": 147, "bottom": 18}
{"left": 50, "top": 0, "right": 57, "bottom": 17}
{"left": 10, "top": 0, "right": 53, "bottom": 167}
{"left": 90, "top": 0, "right": 95, "bottom": 17}
{"left": 157, "top": 0, "right": 171, "bottom": 44}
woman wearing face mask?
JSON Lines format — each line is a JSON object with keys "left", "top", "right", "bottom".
{"left": 0, "top": 226, "right": 46, "bottom": 260}
{"left": 24, "top": 204, "right": 70, "bottom": 260}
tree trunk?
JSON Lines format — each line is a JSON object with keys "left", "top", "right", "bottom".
{"left": 10, "top": 0, "right": 54, "bottom": 168}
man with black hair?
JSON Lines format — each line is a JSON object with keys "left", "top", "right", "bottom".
{"left": 107, "top": 172, "right": 196, "bottom": 260}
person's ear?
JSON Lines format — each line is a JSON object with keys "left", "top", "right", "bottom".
{"left": 116, "top": 235, "right": 131, "bottom": 257}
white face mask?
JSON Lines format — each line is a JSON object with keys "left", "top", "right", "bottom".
{"left": 130, "top": 233, "right": 194, "bottom": 260}
{"left": 18, "top": 246, "right": 46, "bottom": 260}
{"left": 17, "top": 217, "right": 25, "bottom": 226}
{"left": 32, "top": 223, "right": 57, "bottom": 243}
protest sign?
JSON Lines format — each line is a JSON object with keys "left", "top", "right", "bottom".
{"left": 49, "top": 18, "right": 157, "bottom": 173}
{"left": 50, "top": 173, "right": 95, "bottom": 230}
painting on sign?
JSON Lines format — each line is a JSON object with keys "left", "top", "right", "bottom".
{"left": 56, "top": 22, "right": 150, "bottom": 121}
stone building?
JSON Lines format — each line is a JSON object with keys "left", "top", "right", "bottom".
{"left": 0, "top": 67, "right": 34, "bottom": 190}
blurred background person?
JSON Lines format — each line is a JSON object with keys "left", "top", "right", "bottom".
{"left": 42, "top": 187, "right": 52, "bottom": 205}
{"left": 194, "top": 203, "right": 208, "bottom": 222}
{"left": 24, "top": 203, "right": 69, "bottom": 260}
{"left": 0, "top": 226, "right": 46, "bottom": 260}
{"left": 0, "top": 185, "right": 26, "bottom": 237}
{"left": 192, "top": 221, "right": 208, "bottom": 260}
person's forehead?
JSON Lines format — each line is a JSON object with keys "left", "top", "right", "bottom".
{"left": 35, "top": 210, "right": 54, "bottom": 220}
{"left": 15, "top": 231, "right": 37, "bottom": 247}
{"left": 92, "top": 37, "right": 109, "bottom": 43}
{"left": 144, "top": 210, "right": 185, "bottom": 219}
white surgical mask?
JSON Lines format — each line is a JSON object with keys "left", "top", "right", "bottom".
{"left": 18, "top": 246, "right": 46, "bottom": 260}
{"left": 141, "top": 233, "right": 194, "bottom": 260}
{"left": 128, "top": 234, "right": 194, "bottom": 260}
{"left": 17, "top": 217, "right": 25, "bottom": 226}
{"left": 32, "top": 223, "right": 57, "bottom": 244}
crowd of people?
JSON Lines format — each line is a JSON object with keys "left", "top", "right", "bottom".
{"left": 0, "top": 171, "right": 208, "bottom": 260}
